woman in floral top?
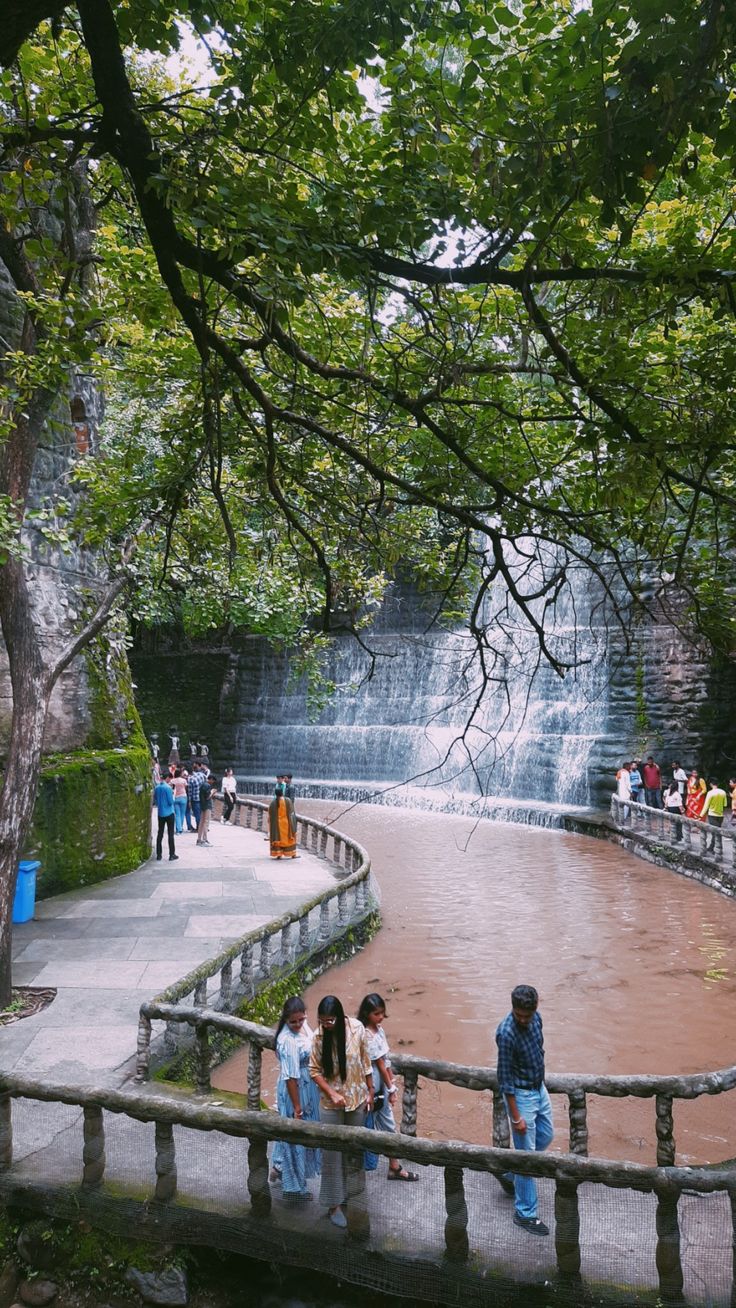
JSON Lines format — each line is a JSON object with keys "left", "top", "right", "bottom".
{"left": 309, "top": 994, "right": 373, "bottom": 1229}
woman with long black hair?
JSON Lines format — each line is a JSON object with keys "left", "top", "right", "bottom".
{"left": 270, "top": 995, "right": 321, "bottom": 1202}
{"left": 309, "top": 995, "right": 373, "bottom": 1228}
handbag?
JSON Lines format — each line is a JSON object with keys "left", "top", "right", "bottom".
{"left": 363, "top": 1108, "right": 379, "bottom": 1171}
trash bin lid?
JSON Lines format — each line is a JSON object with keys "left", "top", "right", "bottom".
{"left": 18, "top": 860, "right": 41, "bottom": 874}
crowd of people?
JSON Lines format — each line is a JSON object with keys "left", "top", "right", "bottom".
{"left": 270, "top": 990, "right": 419, "bottom": 1228}
{"left": 268, "top": 984, "right": 550, "bottom": 1238}
{"left": 152, "top": 761, "right": 301, "bottom": 863}
{"left": 615, "top": 756, "right": 734, "bottom": 853}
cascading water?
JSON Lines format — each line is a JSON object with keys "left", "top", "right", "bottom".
{"left": 218, "top": 545, "right": 612, "bottom": 816}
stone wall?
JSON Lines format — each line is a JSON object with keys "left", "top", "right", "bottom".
{"left": 0, "top": 229, "right": 151, "bottom": 889}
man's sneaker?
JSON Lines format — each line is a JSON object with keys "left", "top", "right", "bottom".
{"left": 513, "top": 1214, "right": 549, "bottom": 1236}
{"left": 497, "top": 1174, "right": 515, "bottom": 1197}
{"left": 169, "top": 855, "right": 179, "bottom": 861}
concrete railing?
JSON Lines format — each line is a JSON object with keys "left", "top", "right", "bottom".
{"left": 135, "top": 796, "right": 374, "bottom": 1081}
{"left": 610, "top": 794, "right": 736, "bottom": 878}
{"left": 0, "top": 1068, "right": 734, "bottom": 1301}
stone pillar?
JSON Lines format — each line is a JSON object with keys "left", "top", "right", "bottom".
{"left": 655, "top": 1185, "right": 684, "bottom": 1306}
{"left": 443, "top": 1167, "right": 469, "bottom": 1262}
{"left": 195, "top": 1026, "right": 211, "bottom": 1094}
{"left": 655, "top": 1093, "right": 676, "bottom": 1166}
{"left": 554, "top": 1175, "right": 582, "bottom": 1282}
{"left": 135, "top": 1011, "right": 152, "bottom": 1082}
{"left": 400, "top": 1073, "right": 418, "bottom": 1137}
{"left": 81, "top": 1106, "right": 105, "bottom": 1187}
{"left": 154, "top": 1121, "right": 177, "bottom": 1202}
{"left": 567, "top": 1089, "right": 588, "bottom": 1156}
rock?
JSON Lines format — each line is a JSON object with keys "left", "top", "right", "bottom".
{"left": 18, "top": 1280, "right": 57, "bottom": 1307}
{"left": 0, "top": 1261, "right": 19, "bottom": 1308}
{"left": 16, "top": 1225, "right": 58, "bottom": 1272}
{"left": 124, "top": 1269, "right": 188, "bottom": 1307}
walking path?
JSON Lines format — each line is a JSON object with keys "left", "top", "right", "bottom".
{"left": 6, "top": 818, "right": 339, "bottom": 1086}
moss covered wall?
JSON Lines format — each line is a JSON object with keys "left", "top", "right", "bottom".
{"left": 28, "top": 743, "right": 152, "bottom": 898}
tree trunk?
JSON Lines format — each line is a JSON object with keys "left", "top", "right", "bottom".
{"left": 0, "top": 557, "right": 51, "bottom": 1008}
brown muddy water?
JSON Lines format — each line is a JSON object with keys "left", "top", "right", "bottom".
{"left": 213, "top": 802, "right": 736, "bottom": 1166}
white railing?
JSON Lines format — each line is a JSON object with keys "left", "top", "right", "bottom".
{"left": 610, "top": 794, "right": 736, "bottom": 877}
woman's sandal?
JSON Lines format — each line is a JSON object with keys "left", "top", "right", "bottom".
{"left": 387, "top": 1166, "right": 419, "bottom": 1181}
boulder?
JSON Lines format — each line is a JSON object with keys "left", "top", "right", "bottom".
{"left": 124, "top": 1269, "right": 188, "bottom": 1307}
{"left": 0, "top": 1261, "right": 19, "bottom": 1308}
{"left": 18, "top": 1280, "right": 57, "bottom": 1307}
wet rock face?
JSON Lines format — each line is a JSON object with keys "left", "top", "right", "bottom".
{"left": 0, "top": 251, "right": 107, "bottom": 755}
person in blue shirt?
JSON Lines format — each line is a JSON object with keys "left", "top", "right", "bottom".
{"left": 495, "top": 984, "right": 554, "bottom": 1236}
{"left": 153, "top": 775, "right": 178, "bottom": 862}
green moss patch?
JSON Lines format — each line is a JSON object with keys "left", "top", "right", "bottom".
{"left": 27, "top": 744, "right": 152, "bottom": 897}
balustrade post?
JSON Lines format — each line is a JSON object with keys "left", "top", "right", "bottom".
{"left": 338, "top": 889, "right": 349, "bottom": 926}
{"left": 247, "top": 1043, "right": 263, "bottom": 1111}
{"left": 355, "top": 877, "right": 367, "bottom": 913}
{"left": 164, "top": 1017, "right": 179, "bottom": 1056}
{"left": 135, "top": 1011, "right": 152, "bottom": 1082}
{"left": 82, "top": 1106, "right": 105, "bottom": 1187}
{"left": 247, "top": 1136, "right": 271, "bottom": 1216}
{"left": 245, "top": 804, "right": 253, "bottom": 829}
{"left": 281, "top": 922, "right": 293, "bottom": 965}
{"left": 154, "top": 1121, "right": 177, "bottom": 1202}
{"left": 240, "top": 943, "right": 254, "bottom": 997}
{"left": 655, "top": 1185, "right": 684, "bottom": 1306}
{"left": 400, "top": 1072, "right": 418, "bottom": 1137}
{"left": 554, "top": 1175, "right": 582, "bottom": 1282}
{"left": 567, "top": 1089, "right": 589, "bottom": 1157}
{"left": 655, "top": 1094, "right": 676, "bottom": 1166}
{"left": 333, "top": 836, "right": 343, "bottom": 866}
{"left": 260, "top": 934, "right": 271, "bottom": 978}
{"left": 683, "top": 820, "right": 692, "bottom": 850}
{"left": 319, "top": 900, "right": 331, "bottom": 943}
{"left": 195, "top": 1026, "right": 211, "bottom": 1094}
{"left": 220, "top": 960, "right": 233, "bottom": 1010}
{"left": 731, "top": 834, "right": 736, "bottom": 870}
{"left": 492, "top": 1088, "right": 510, "bottom": 1149}
{"left": 0, "top": 1095, "right": 11, "bottom": 1171}
{"left": 299, "top": 914, "right": 310, "bottom": 953}
{"left": 658, "top": 810, "right": 666, "bottom": 838}
{"left": 345, "top": 1146, "right": 370, "bottom": 1241}
{"left": 311, "top": 826, "right": 319, "bottom": 854}
{"left": 443, "top": 1166, "right": 469, "bottom": 1262}
{"left": 194, "top": 978, "right": 207, "bottom": 1007}
{"left": 700, "top": 825, "right": 708, "bottom": 857}
{"left": 300, "top": 821, "right": 308, "bottom": 849}
{"left": 256, "top": 807, "right": 264, "bottom": 832}
{"left": 343, "top": 843, "right": 352, "bottom": 871}
{"left": 319, "top": 829, "right": 328, "bottom": 859}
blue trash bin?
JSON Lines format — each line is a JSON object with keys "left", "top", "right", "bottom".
{"left": 13, "top": 860, "right": 40, "bottom": 924}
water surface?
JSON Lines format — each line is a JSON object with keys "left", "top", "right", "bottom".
{"left": 214, "top": 804, "right": 736, "bottom": 1165}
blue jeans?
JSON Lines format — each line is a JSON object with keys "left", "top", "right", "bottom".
{"left": 173, "top": 796, "right": 187, "bottom": 834}
{"left": 645, "top": 787, "right": 662, "bottom": 808}
{"left": 190, "top": 799, "right": 201, "bottom": 829}
{"left": 504, "top": 1086, "right": 554, "bottom": 1219}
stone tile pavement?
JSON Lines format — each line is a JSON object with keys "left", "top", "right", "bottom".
{"left": 5, "top": 816, "right": 340, "bottom": 1087}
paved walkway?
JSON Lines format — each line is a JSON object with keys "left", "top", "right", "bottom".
{"left": 6, "top": 817, "right": 339, "bottom": 1086}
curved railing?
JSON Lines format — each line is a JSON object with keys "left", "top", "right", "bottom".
{"left": 610, "top": 794, "right": 736, "bottom": 884}
{"left": 1, "top": 1065, "right": 735, "bottom": 1301}
{"left": 135, "top": 795, "right": 375, "bottom": 1081}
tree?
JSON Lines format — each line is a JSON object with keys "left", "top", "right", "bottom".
{"left": 1, "top": 0, "right": 736, "bottom": 995}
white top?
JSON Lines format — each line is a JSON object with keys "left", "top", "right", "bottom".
{"left": 366, "top": 1025, "right": 390, "bottom": 1064}
{"left": 222, "top": 774, "right": 237, "bottom": 796}
{"left": 616, "top": 770, "right": 632, "bottom": 800}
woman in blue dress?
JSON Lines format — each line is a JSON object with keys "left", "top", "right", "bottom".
{"left": 271, "top": 996, "right": 321, "bottom": 1202}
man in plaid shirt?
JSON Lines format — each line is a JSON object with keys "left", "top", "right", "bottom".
{"left": 495, "top": 985, "right": 554, "bottom": 1237}
{"left": 187, "top": 764, "right": 204, "bottom": 831}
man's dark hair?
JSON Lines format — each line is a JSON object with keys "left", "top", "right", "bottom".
{"left": 511, "top": 984, "right": 538, "bottom": 1011}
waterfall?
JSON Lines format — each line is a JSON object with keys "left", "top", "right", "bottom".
{"left": 219, "top": 547, "right": 611, "bottom": 810}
